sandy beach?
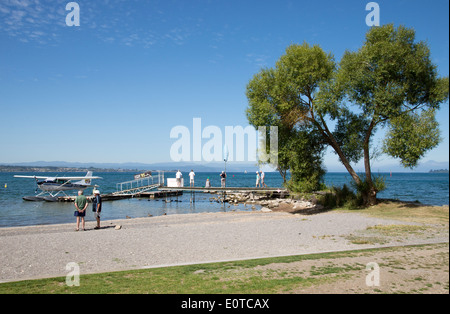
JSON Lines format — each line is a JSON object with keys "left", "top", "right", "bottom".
{"left": 0, "top": 209, "right": 448, "bottom": 284}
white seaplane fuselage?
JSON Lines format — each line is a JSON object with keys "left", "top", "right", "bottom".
{"left": 37, "top": 178, "right": 91, "bottom": 192}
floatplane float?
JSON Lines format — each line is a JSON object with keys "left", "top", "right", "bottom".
{"left": 14, "top": 171, "right": 102, "bottom": 202}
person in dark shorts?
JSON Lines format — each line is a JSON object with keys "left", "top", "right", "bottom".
{"left": 220, "top": 171, "right": 227, "bottom": 188}
{"left": 74, "top": 190, "right": 88, "bottom": 231}
{"left": 92, "top": 189, "right": 102, "bottom": 229}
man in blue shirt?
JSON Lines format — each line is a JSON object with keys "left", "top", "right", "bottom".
{"left": 92, "top": 190, "right": 102, "bottom": 229}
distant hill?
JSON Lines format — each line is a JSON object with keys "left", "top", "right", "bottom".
{"left": 429, "top": 169, "right": 449, "bottom": 173}
{"left": 1, "top": 161, "right": 262, "bottom": 173}
{"left": 0, "top": 165, "right": 135, "bottom": 173}
{"left": 326, "top": 159, "right": 450, "bottom": 173}
{"left": 4, "top": 159, "right": 449, "bottom": 173}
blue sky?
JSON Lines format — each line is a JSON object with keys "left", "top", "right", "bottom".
{"left": 0, "top": 0, "right": 448, "bottom": 171}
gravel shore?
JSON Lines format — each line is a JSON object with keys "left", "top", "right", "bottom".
{"left": 0, "top": 211, "right": 448, "bottom": 283}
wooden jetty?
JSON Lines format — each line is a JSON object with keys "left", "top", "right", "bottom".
{"left": 57, "top": 189, "right": 182, "bottom": 202}
{"left": 55, "top": 172, "right": 287, "bottom": 202}
{"left": 56, "top": 187, "right": 284, "bottom": 202}
{"left": 137, "top": 190, "right": 183, "bottom": 199}
{"left": 158, "top": 186, "right": 287, "bottom": 193}
{"left": 159, "top": 186, "right": 288, "bottom": 198}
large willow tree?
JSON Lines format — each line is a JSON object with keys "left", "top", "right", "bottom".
{"left": 246, "top": 24, "right": 449, "bottom": 205}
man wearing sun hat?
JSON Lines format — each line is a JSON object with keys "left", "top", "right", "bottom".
{"left": 92, "top": 189, "right": 102, "bottom": 229}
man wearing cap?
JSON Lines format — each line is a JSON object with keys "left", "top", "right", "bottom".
{"left": 92, "top": 190, "right": 102, "bottom": 229}
{"left": 256, "top": 171, "right": 261, "bottom": 187}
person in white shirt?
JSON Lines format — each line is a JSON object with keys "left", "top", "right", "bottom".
{"left": 189, "top": 169, "right": 195, "bottom": 187}
{"left": 176, "top": 170, "right": 182, "bottom": 187}
{"left": 260, "top": 171, "right": 267, "bottom": 187}
{"left": 256, "top": 171, "right": 260, "bottom": 187}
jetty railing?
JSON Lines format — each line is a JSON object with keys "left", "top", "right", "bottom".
{"left": 115, "top": 171, "right": 165, "bottom": 196}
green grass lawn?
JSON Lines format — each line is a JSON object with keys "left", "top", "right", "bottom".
{"left": 0, "top": 249, "right": 370, "bottom": 294}
{"left": 1, "top": 243, "right": 447, "bottom": 294}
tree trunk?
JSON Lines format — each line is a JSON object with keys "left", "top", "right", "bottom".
{"left": 363, "top": 147, "right": 377, "bottom": 205}
{"left": 323, "top": 117, "right": 378, "bottom": 206}
{"left": 363, "top": 121, "right": 377, "bottom": 206}
{"left": 314, "top": 115, "right": 362, "bottom": 185}
{"left": 325, "top": 134, "right": 362, "bottom": 185}
{"left": 314, "top": 113, "right": 380, "bottom": 206}
{"left": 278, "top": 166, "right": 287, "bottom": 184}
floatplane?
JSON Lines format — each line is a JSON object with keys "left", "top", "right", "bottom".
{"left": 14, "top": 171, "right": 102, "bottom": 202}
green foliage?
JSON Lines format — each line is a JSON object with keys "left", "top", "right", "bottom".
{"left": 333, "top": 184, "right": 357, "bottom": 207}
{"left": 246, "top": 43, "right": 331, "bottom": 189}
{"left": 317, "top": 179, "right": 388, "bottom": 209}
{"left": 351, "top": 174, "right": 387, "bottom": 203}
{"left": 383, "top": 109, "right": 442, "bottom": 168}
{"left": 337, "top": 24, "right": 448, "bottom": 164}
{"left": 332, "top": 108, "right": 369, "bottom": 164}
{"left": 276, "top": 42, "right": 336, "bottom": 96}
{"left": 287, "top": 171, "right": 324, "bottom": 194}
{"left": 284, "top": 127, "right": 326, "bottom": 193}
{"left": 317, "top": 184, "right": 359, "bottom": 209}
{"left": 338, "top": 24, "right": 448, "bottom": 118}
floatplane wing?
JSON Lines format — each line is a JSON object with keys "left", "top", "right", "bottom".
{"left": 14, "top": 171, "right": 103, "bottom": 201}
{"left": 14, "top": 175, "right": 102, "bottom": 181}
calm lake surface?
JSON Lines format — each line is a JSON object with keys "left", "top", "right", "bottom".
{"left": 0, "top": 171, "right": 448, "bottom": 228}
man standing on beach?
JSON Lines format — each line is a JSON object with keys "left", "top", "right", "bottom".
{"left": 74, "top": 190, "right": 88, "bottom": 231}
{"left": 189, "top": 169, "right": 195, "bottom": 187}
{"left": 92, "top": 190, "right": 102, "bottom": 229}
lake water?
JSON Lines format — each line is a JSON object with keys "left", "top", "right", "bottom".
{"left": 0, "top": 171, "right": 448, "bottom": 228}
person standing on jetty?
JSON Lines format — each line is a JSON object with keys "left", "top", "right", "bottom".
{"left": 220, "top": 171, "right": 227, "bottom": 188}
{"left": 92, "top": 190, "right": 102, "bottom": 229}
{"left": 256, "top": 171, "right": 261, "bottom": 187}
{"left": 260, "top": 170, "right": 267, "bottom": 188}
{"left": 74, "top": 190, "right": 88, "bottom": 231}
{"left": 189, "top": 169, "right": 195, "bottom": 187}
{"left": 176, "top": 170, "right": 183, "bottom": 187}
